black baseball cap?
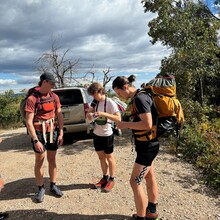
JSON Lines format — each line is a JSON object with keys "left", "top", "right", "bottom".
{"left": 40, "top": 72, "right": 56, "bottom": 83}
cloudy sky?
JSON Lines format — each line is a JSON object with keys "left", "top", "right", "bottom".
{"left": 0, "top": 0, "right": 173, "bottom": 93}
{"left": 1, "top": 0, "right": 215, "bottom": 93}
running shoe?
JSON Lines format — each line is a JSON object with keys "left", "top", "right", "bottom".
{"left": 146, "top": 208, "right": 158, "bottom": 219}
{"left": 131, "top": 214, "right": 146, "bottom": 219}
{"left": 34, "top": 187, "right": 45, "bottom": 203}
{"left": 0, "top": 212, "right": 9, "bottom": 220}
{"left": 50, "top": 185, "right": 63, "bottom": 197}
{"left": 132, "top": 211, "right": 158, "bottom": 220}
{"left": 94, "top": 177, "right": 108, "bottom": 189}
{"left": 103, "top": 179, "right": 115, "bottom": 192}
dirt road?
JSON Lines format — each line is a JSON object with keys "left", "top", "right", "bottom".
{"left": 0, "top": 127, "right": 219, "bottom": 219}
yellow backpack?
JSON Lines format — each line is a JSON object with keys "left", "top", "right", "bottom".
{"left": 132, "top": 75, "right": 184, "bottom": 140}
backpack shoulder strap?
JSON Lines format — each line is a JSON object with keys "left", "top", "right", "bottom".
{"left": 32, "top": 90, "right": 41, "bottom": 115}
{"left": 95, "top": 97, "right": 107, "bottom": 112}
{"left": 50, "top": 91, "right": 56, "bottom": 99}
{"left": 23, "top": 87, "right": 41, "bottom": 116}
{"left": 95, "top": 101, "right": 99, "bottom": 111}
{"left": 28, "top": 87, "right": 41, "bottom": 103}
{"left": 91, "top": 99, "right": 98, "bottom": 108}
{"left": 130, "top": 89, "right": 154, "bottom": 116}
{"left": 130, "top": 89, "right": 148, "bottom": 107}
{"left": 50, "top": 92, "right": 57, "bottom": 109}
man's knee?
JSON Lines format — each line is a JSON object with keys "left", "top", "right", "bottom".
{"left": 130, "top": 177, "right": 138, "bottom": 189}
{"left": 130, "top": 166, "right": 148, "bottom": 187}
{"left": 35, "top": 159, "right": 44, "bottom": 169}
{"left": 145, "top": 166, "right": 155, "bottom": 182}
{"left": 98, "top": 154, "right": 106, "bottom": 162}
{"left": 35, "top": 154, "right": 45, "bottom": 166}
{"left": 106, "top": 153, "right": 114, "bottom": 162}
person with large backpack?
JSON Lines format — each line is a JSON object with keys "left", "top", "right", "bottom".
{"left": 112, "top": 75, "right": 159, "bottom": 220}
{"left": 87, "top": 82, "right": 121, "bottom": 193}
{"left": 25, "top": 72, "right": 64, "bottom": 203}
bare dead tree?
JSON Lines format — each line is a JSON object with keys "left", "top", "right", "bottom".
{"left": 102, "top": 67, "right": 114, "bottom": 89}
{"left": 84, "top": 64, "right": 96, "bottom": 83}
{"left": 83, "top": 65, "right": 115, "bottom": 88}
{"left": 36, "top": 38, "right": 116, "bottom": 89}
{"left": 36, "top": 39, "right": 80, "bottom": 88}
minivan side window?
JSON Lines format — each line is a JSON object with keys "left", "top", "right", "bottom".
{"left": 56, "top": 90, "right": 83, "bottom": 106}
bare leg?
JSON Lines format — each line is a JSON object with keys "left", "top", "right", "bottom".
{"left": 96, "top": 151, "right": 108, "bottom": 175}
{"left": 47, "top": 150, "right": 57, "bottom": 183}
{"left": 34, "top": 152, "right": 46, "bottom": 186}
{"left": 105, "top": 153, "right": 116, "bottom": 177}
{"left": 130, "top": 163, "right": 150, "bottom": 217}
{"left": 145, "top": 162, "right": 158, "bottom": 204}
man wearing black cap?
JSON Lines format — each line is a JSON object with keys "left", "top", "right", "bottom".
{"left": 25, "top": 72, "right": 64, "bottom": 203}
{"left": 40, "top": 72, "right": 57, "bottom": 84}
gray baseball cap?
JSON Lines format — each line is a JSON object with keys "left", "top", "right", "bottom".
{"left": 40, "top": 72, "right": 56, "bottom": 83}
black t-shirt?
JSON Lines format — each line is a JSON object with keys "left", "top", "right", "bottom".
{"left": 132, "top": 91, "right": 157, "bottom": 125}
{"left": 130, "top": 90, "right": 159, "bottom": 144}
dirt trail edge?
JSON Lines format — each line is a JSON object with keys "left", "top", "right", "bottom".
{"left": 0, "top": 127, "right": 219, "bottom": 220}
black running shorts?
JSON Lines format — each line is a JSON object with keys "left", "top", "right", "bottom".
{"left": 135, "top": 140, "right": 159, "bottom": 166}
{"left": 93, "top": 133, "right": 114, "bottom": 154}
{"left": 32, "top": 130, "right": 58, "bottom": 153}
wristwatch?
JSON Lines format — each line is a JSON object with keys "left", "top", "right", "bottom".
{"left": 33, "top": 139, "right": 39, "bottom": 144}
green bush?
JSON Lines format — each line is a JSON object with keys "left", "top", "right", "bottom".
{"left": 178, "top": 124, "right": 207, "bottom": 162}
{"left": 178, "top": 107, "right": 220, "bottom": 191}
{"left": 0, "top": 91, "right": 23, "bottom": 129}
{"left": 196, "top": 132, "right": 220, "bottom": 189}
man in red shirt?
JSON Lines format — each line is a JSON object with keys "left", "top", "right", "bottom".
{"left": 25, "top": 73, "right": 64, "bottom": 203}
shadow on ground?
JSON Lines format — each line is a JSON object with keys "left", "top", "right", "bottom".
{"left": 0, "top": 128, "right": 132, "bottom": 154}
{"left": 0, "top": 178, "right": 96, "bottom": 201}
{"left": 3, "top": 209, "right": 131, "bottom": 220}
{"left": 60, "top": 129, "right": 133, "bottom": 155}
{"left": 0, "top": 132, "right": 32, "bottom": 152}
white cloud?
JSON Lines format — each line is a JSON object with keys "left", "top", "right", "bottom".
{"left": 0, "top": 0, "right": 170, "bottom": 92}
{"left": 26, "top": 0, "right": 41, "bottom": 4}
{"left": 0, "top": 79, "right": 17, "bottom": 85}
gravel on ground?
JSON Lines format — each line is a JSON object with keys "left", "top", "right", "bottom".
{"left": 0, "top": 127, "right": 219, "bottom": 220}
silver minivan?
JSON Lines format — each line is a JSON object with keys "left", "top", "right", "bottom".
{"left": 53, "top": 87, "right": 92, "bottom": 134}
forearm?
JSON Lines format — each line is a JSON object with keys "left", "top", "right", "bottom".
{"left": 56, "top": 113, "right": 64, "bottom": 137}
{"left": 58, "top": 126, "right": 63, "bottom": 137}
{"left": 26, "top": 121, "right": 38, "bottom": 140}
{"left": 26, "top": 112, "right": 38, "bottom": 140}
{"left": 120, "top": 112, "right": 153, "bottom": 130}
{"left": 104, "top": 112, "right": 121, "bottom": 122}
{"left": 117, "top": 120, "right": 151, "bottom": 131}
